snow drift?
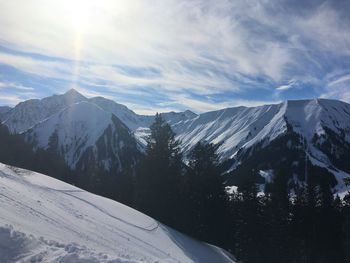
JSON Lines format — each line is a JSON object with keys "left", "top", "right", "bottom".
{"left": 0, "top": 163, "right": 234, "bottom": 263}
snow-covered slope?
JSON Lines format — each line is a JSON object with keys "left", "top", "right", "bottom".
{"left": 284, "top": 99, "right": 350, "bottom": 141}
{"left": 24, "top": 101, "right": 140, "bottom": 172}
{"left": 0, "top": 163, "right": 234, "bottom": 263}
{"left": 170, "top": 99, "right": 348, "bottom": 158}
{"left": 25, "top": 101, "right": 114, "bottom": 168}
{"left": 90, "top": 96, "right": 197, "bottom": 131}
{"left": 171, "top": 103, "right": 285, "bottom": 160}
{"left": 89, "top": 97, "right": 151, "bottom": 131}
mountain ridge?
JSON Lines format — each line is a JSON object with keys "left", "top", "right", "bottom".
{"left": 2, "top": 90, "right": 350, "bottom": 191}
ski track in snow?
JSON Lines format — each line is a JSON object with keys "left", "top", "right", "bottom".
{"left": 0, "top": 163, "right": 234, "bottom": 263}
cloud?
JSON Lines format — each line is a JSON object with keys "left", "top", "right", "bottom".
{"left": 276, "top": 79, "right": 299, "bottom": 91}
{"left": 321, "top": 72, "right": 350, "bottom": 103}
{"left": 0, "top": 52, "right": 72, "bottom": 80}
{"left": 156, "top": 93, "right": 280, "bottom": 113}
{"left": 0, "top": 81, "right": 34, "bottom": 91}
{"left": 0, "top": 0, "right": 349, "bottom": 112}
{"left": 0, "top": 95, "right": 22, "bottom": 105}
{"left": 328, "top": 74, "right": 350, "bottom": 87}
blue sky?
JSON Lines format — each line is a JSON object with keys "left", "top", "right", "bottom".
{"left": 0, "top": 0, "right": 350, "bottom": 114}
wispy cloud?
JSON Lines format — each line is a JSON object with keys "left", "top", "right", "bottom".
{"left": 321, "top": 72, "right": 350, "bottom": 103}
{"left": 0, "top": 94, "right": 22, "bottom": 105}
{"left": 328, "top": 74, "right": 350, "bottom": 87}
{"left": 0, "top": 81, "right": 34, "bottom": 91}
{"left": 0, "top": 0, "right": 349, "bottom": 112}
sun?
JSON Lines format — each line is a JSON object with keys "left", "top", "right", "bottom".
{"left": 63, "top": 0, "right": 99, "bottom": 33}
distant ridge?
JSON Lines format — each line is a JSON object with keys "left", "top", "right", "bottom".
{"left": 1, "top": 90, "right": 350, "bottom": 192}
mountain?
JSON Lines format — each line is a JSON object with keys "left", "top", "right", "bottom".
{"left": 2, "top": 90, "right": 350, "bottom": 192}
{"left": 24, "top": 101, "right": 140, "bottom": 177}
{"left": 0, "top": 89, "right": 196, "bottom": 174}
{"left": 2, "top": 89, "right": 87, "bottom": 133}
{"left": 0, "top": 106, "right": 11, "bottom": 120}
{"left": 0, "top": 163, "right": 234, "bottom": 262}
{"left": 171, "top": 99, "right": 350, "bottom": 191}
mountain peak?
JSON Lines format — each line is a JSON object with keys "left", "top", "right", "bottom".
{"left": 63, "top": 88, "right": 86, "bottom": 100}
{"left": 183, "top": 110, "right": 197, "bottom": 118}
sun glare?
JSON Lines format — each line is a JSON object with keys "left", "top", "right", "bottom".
{"left": 64, "top": 0, "right": 98, "bottom": 32}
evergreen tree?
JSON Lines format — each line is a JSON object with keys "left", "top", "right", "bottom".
{"left": 234, "top": 180, "right": 265, "bottom": 263}
{"left": 184, "top": 142, "right": 229, "bottom": 247}
{"left": 0, "top": 123, "right": 72, "bottom": 182}
{"left": 263, "top": 171, "right": 292, "bottom": 263}
{"left": 290, "top": 186, "right": 309, "bottom": 262}
{"left": 135, "top": 113, "right": 183, "bottom": 227}
{"left": 313, "top": 175, "right": 344, "bottom": 262}
{"left": 343, "top": 190, "right": 350, "bottom": 263}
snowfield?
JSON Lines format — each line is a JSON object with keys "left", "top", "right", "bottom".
{"left": 0, "top": 163, "right": 234, "bottom": 263}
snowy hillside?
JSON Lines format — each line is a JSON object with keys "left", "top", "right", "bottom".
{"left": 0, "top": 163, "right": 234, "bottom": 263}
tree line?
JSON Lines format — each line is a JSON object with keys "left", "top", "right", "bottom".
{"left": 1, "top": 115, "right": 350, "bottom": 262}
{"left": 133, "top": 114, "right": 350, "bottom": 263}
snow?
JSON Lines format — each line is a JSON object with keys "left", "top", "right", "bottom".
{"left": 171, "top": 103, "right": 286, "bottom": 160}
{"left": 0, "top": 163, "right": 235, "bottom": 263}
{"left": 134, "top": 127, "right": 151, "bottom": 147}
{"left": 170, "top": 99, "right": 350, "bottom": 160}
{"left": 225, "top": 186, "right": 238, "bottom": 195}
{"left": 259, "top": 170, "right": 274, "bottom": 184}
{"left": 89, "top": 97, "right": 152, "bottom": 131}
{"left": 25, "top": 101, "right": 113, "bottom": 168}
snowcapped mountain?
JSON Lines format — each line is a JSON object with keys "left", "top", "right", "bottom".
{"left": 2, "top": 90, "right": 350, "bottom": 190}
{"left": 24, "top": 101, "right": 114, "bottom": 167}
{"left": 24, "top": 100, "right": 140, "bottom": 174}
{"left": 89, "top": 96, "right": 151, "bottom": 131}
{"left": 0, "top": 163, "right": 234, "bottom": 262}
{"left": 0, "top": 90, "right": 197, "bottom": 173}
{"left": 2, "top": 89, "right": 87, "bottom": 133}
{"left": 171, "top": 99, "right": 350, "bottom": 160}
{"left": 170, "top": 99, "right": 350, "bottom": 191}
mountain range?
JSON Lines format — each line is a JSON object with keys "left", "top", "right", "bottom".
{"left": 1, "top": 89, "right": 350, "bottom": 193}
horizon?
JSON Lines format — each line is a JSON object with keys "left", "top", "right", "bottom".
{"left": 1, "top": 87, "right": 348, "bottom": 116}
{"left": 0, "top": 0, "right": 350, "bottom": 114}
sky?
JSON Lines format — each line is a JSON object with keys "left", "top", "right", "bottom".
{"left": 0, "top": 0, "right": 350, "bottom": 114}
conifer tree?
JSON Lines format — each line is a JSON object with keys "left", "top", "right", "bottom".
{"left": 234, "top": 180, "right": 264, "bottom": 263}
{"left": 343, "top": 190, "right": 350, "bottom": 263}
{"left": 290, "top": 186, "right": 309, "bottom": 262}
{"left": 314, "top": 175, "right": 344, "bottom": 262}
{"left": 135, "top": 113, "right": 183, "bottom": 227}
{"left": 264, "top": 171, "right": 292, "bottom": 263}
{"left": 185, "top": 142, "right": 229, "bottom": 246}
